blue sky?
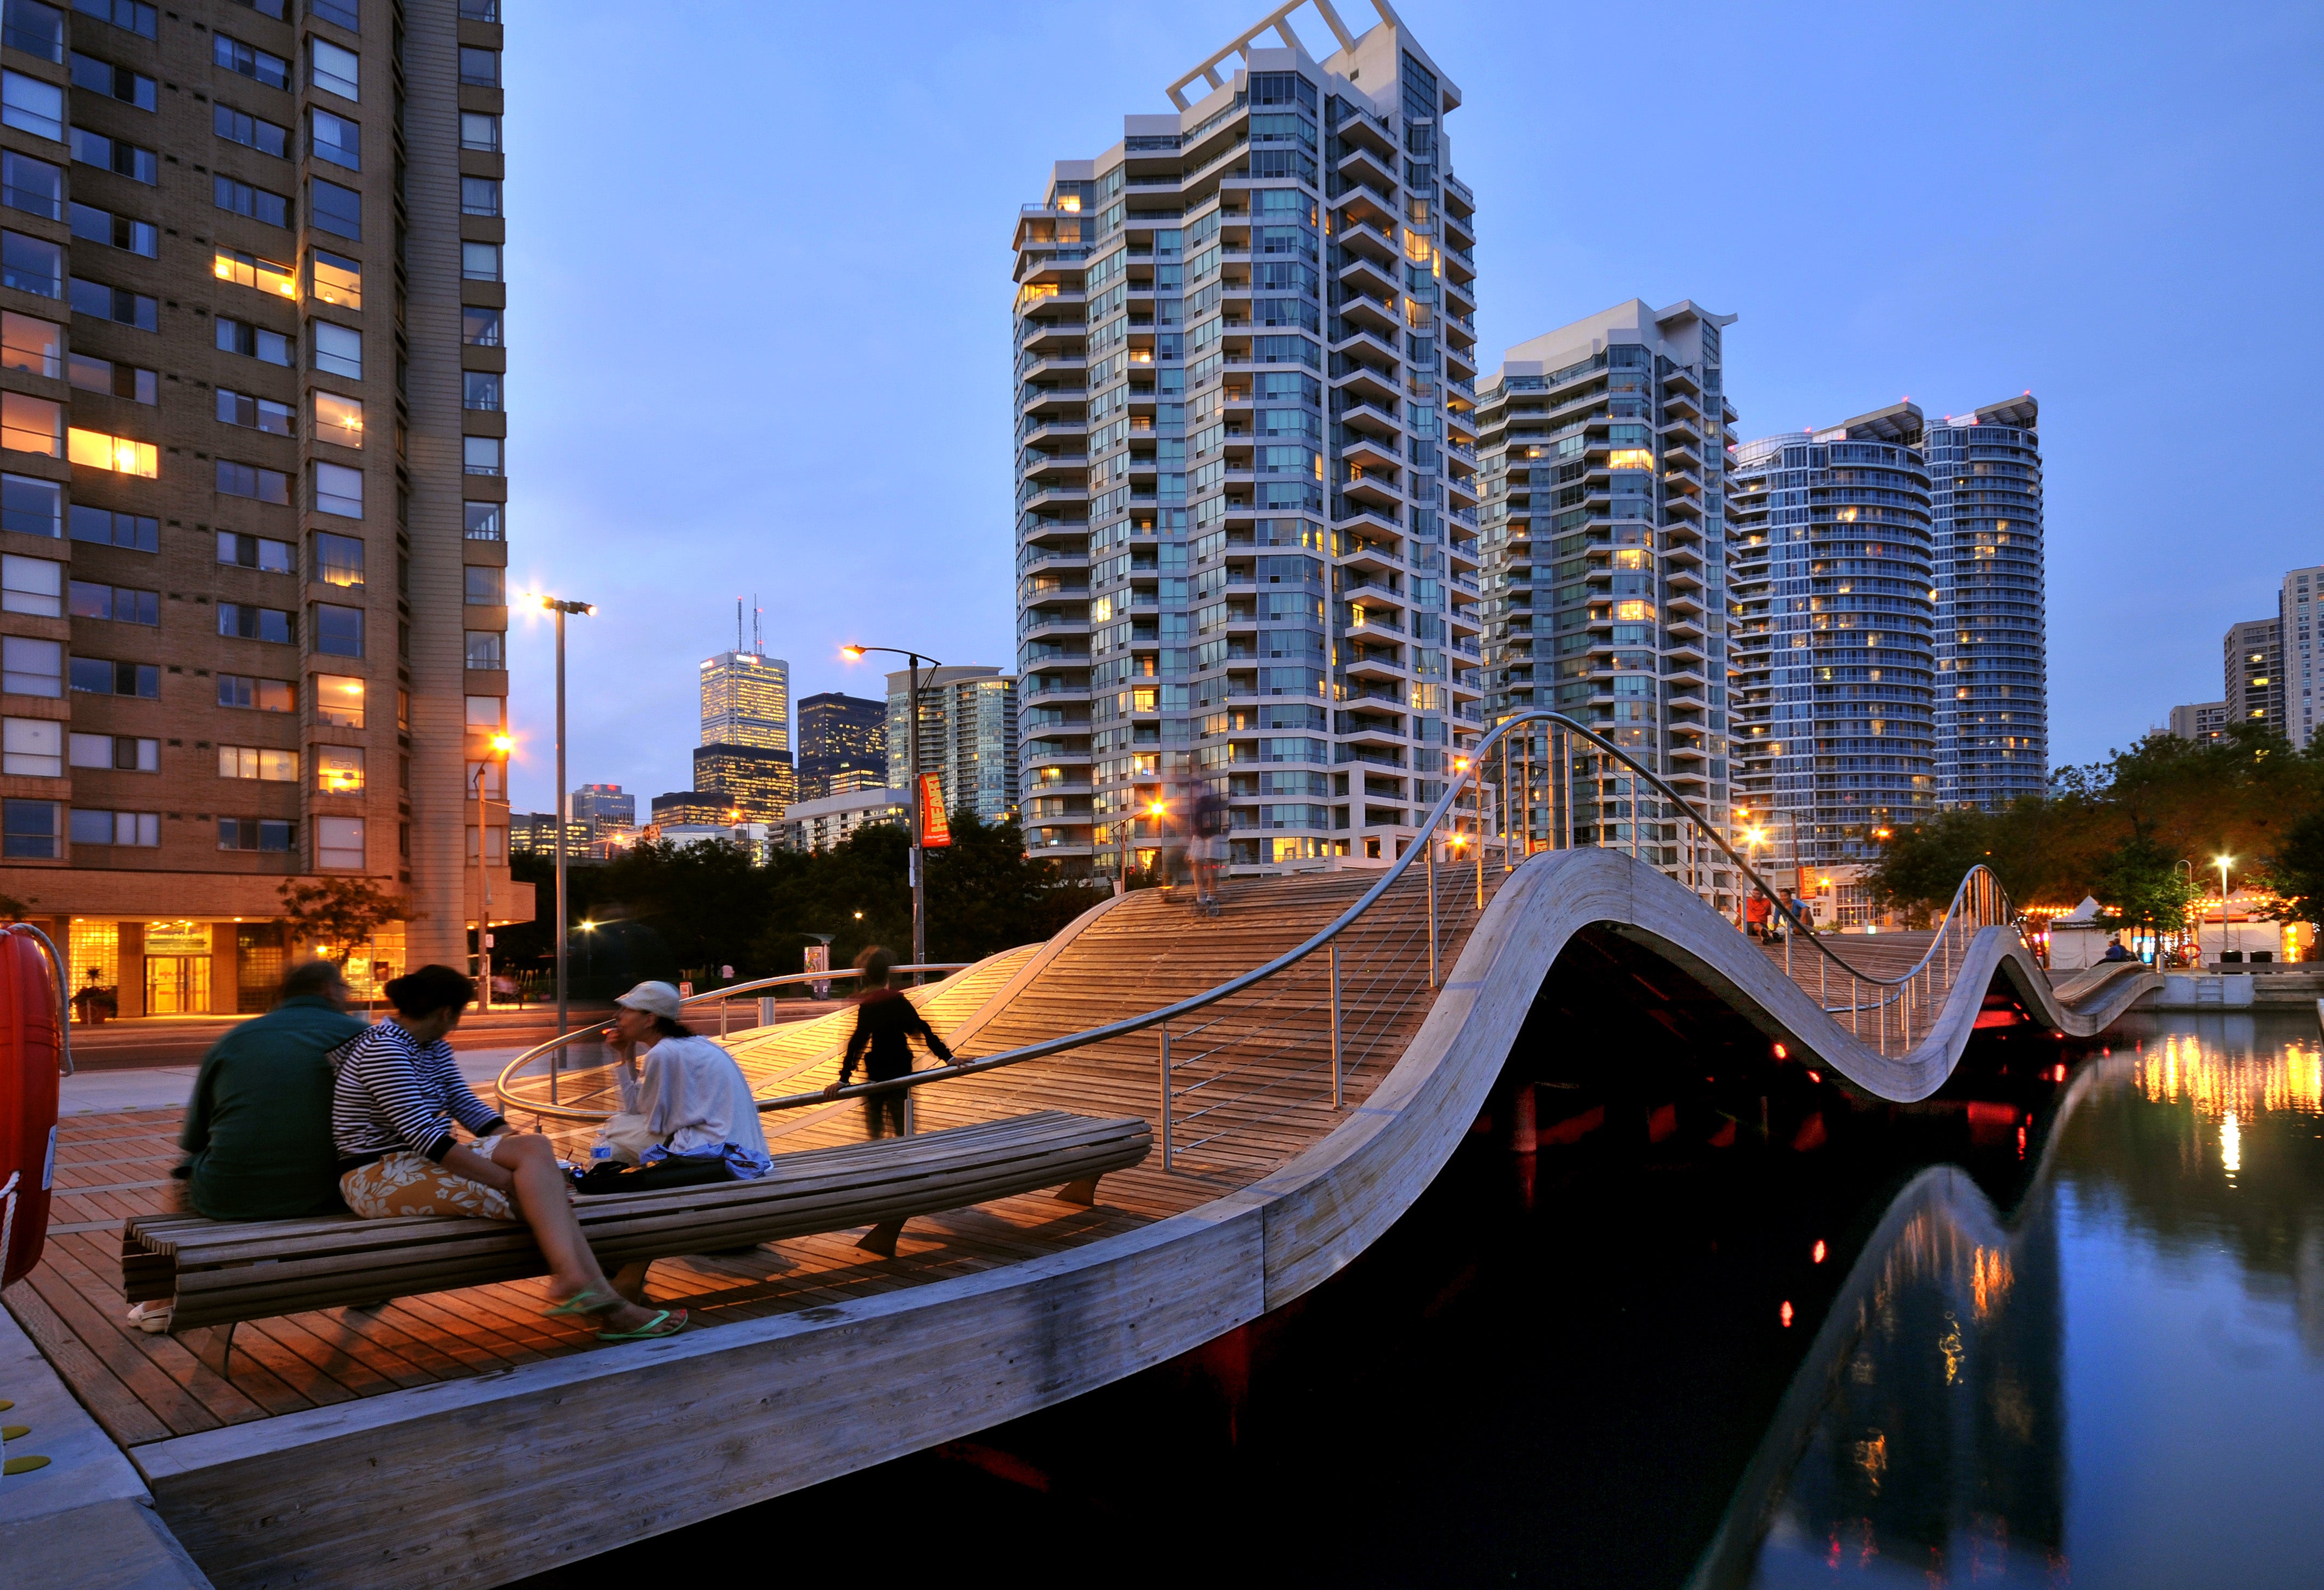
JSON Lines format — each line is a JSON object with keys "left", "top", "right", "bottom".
{"left": 498, "top": 0, "right": 2324, "bottom": 814}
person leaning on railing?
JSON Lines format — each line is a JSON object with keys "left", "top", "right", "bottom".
{"left": 330, "top": 963, "right": 685, "bottom": 1342}
{"left": 825, "top": 946, "right": 953, "bottom": 1138}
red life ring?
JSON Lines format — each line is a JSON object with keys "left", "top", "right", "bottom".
{"left": 0, "top": 925, "right": 61, "bottom": 1289}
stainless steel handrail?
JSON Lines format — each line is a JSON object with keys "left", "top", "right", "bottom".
{"left": 493, "top": 963, "right": 969, "bottom": 1123}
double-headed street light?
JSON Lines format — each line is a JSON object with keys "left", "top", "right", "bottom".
{"left": 525, "top": 592, "right": 595, "bottom": 1050}
{"left": 843, "top": 644, "right": 939, "bottom": 976}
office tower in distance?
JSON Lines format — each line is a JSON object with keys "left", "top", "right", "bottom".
{"left": 1012, "top": 4, "right": 1481, "bottom": 877}
{"left": 649, "top": 790, "right": 728, "bottom": 830}
{"left": 566, "top": 781, "right": 632, "bottom": 836}
{"left": 2225, "top": 616, "right": 2283, "bottom": 738}
{"left": 1729, "top": 404, "right": 1938, "bottom": 866}
{"left": 0, "top": 0, "right": 512, "bottom": 1013}
{"left": 695, "top": 629, "right": 794, "bottom": 820}
{"left": 885, "top": 665, "right": 1018, "bottom": 825}
{"left": 796, "top": 690, "right": 885, "bottom": 799}
{"left": 509, "top": 812, "right": 586, "bottom": 856}
{"left": 2168, "top": 701, "right": 2227, "bottom": 745}
{"left": 2274, "top": 565, "right": 2324, "bottom": 748}
{"left": 1929, "top": 396, "right": 2044, "bottom": 808}
{"left": 778, "top": 786, "right": 909, "bottom": 854}
{"left": 690, "top": 741, "right": 792, "bottom": 823}
{"left": 1474, "top": 298, "right": 1736, "bottom": 899}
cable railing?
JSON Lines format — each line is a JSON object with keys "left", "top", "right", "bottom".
{"left": 494, "top": 712, "right": 2020, "bottom": 1170}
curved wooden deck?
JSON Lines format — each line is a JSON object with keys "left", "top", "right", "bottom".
{"left": 3, "top": 854, "right": 2147, "bottom": 1588}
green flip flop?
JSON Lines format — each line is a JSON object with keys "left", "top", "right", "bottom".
{"left": 596, "top": 1308, "right": 687, "bottom": 1342}
{"left": 543, "top": 1288, "right": 620, "bottom": 1318}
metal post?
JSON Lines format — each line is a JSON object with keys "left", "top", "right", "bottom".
{"left": 909, "top": 653, "right": 925, "bottom": 983}
{"left": 1521, "top": 731, "right": 1532, "bottom": 854}
{"left": 1425, "top": 834, "right": 1439, "bottom": 988}
{"left": 552, "top": 603, "right": 566, "bottom": 1101}
{"left": 1329, "top": 937, "right": 1343, "bottom": 1109}
{"left": 1561, "top": 733, "right": 1573, "bottom": 852}
{"left": 1158, "top": 1023, "right": 1171, "bottom": 1169}
{"left": 1501, "top": 738, "right": 1513, "bottom": 871}
{"left": 1474, "top": 765, "right": 1485, "bottom": 911}
{"left": 475, "top": 759, "right": 492, "bottom": 1013}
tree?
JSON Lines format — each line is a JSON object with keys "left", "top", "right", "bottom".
{"left": 276, "top": 876, "right": 407, "bottom": 966}
{"left": 2261, "top": 808, "right": 2324, "bottom": 929}
{"left": 2093, "top": 834, "right": 2197, "bottom": 948}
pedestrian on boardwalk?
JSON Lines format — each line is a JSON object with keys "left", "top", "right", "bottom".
{"left": 825, "top": 946, "right": 953, "bottom": 1138}
{"left": 332, "top": 963, "right": 684, "bottom": 1341}
{"left": 1192, "top": 782, "right": 1229, "bottom": 916}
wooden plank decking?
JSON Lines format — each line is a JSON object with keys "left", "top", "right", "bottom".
{"left": 3, "top": 869, "right": 1492, "bottom": 1450}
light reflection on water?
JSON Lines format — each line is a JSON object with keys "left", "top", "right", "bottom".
{"left": 1723, "top": 1014, "right": 2324, "bottom": 1589}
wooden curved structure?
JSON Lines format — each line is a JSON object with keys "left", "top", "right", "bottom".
{"left": 13, "top": 851, "right": 2148, "bottom": 1589}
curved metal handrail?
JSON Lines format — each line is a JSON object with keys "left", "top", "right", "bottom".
{"left": 493, "top": 963, "right": 970, "bottom": 1122}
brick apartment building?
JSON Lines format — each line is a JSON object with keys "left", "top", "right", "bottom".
{"left": 0, "top": 0, "right": 523, "bottom": 1013}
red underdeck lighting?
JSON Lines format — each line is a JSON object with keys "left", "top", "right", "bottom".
{"left": 1773, "top": 1042, "right": 1789, "bottom": 1060}
{"left": 1806, "top": 1070, "right": 1822, "bottom": 1084}
{"left": 1812, "top": 1240, "right": 1827, "bottom": 1264}
{"left": 1780, "top": 1301, "right": 1795, "bottom": 1328}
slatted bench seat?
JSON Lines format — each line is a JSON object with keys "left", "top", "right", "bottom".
{"left": 121, "top": 1111, "right": 1150, "bottom": 1349}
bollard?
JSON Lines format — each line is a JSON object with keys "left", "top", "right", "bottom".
{"left": 1508, "top": 1083, "right": 1537, "bottom": 1154}
{"left": 759, "top": 996, "right": 777, "bottom": 1027}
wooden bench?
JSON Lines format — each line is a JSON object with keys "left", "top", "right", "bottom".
{"left": 121, "top": 1111, "right": 1150, "bottom": 1360}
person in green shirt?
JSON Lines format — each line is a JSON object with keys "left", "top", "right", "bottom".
{"left": 178, "top": 960, "right": 370, "bottom": 1220}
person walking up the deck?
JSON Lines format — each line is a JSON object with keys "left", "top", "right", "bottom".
{"left": 332, "top": 964, "right": 685, "bottom": 1341}
{"left": 825, "top": 946, "right": 953, "bottom": 1138}
{"left": 1192, "top": 782, "right": 1229, "bottom": 916}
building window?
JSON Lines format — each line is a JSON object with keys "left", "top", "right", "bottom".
{"left": 3, "top": 69, "right": 64, "bottom": 140}
{"left": 218, "top": 816, "right": 292, "bottom": 852}
{"left": 462, "top": 436, "right": 501, "bottom": 475}
{"left": 216, "top": 459, "right": 288, "bottom": 503}
{"left": 312, "top": 390, "right": 363, "bottom": 447}
{"left": 461, "top": 306, "right": 501, "bottom": 346}
{"left": 214, "top": 248, "right": 296, "bottom": 299}
{"left": 465, "top": 693, "right": 503, "bottom": 728}
{"left": 309, "top": 108, "right": 359, "bottom": 170}
{"left": 3, "top": 798, "right": 57, "bottom": 857}
{"left": 72, "top": 277, "right": 158, "bottom": 330}
{"left": 314, "top": 460, "right": 363, "bottom": 517}
{"left": 313, "top": 531, "right": 363, "bottom": 588}
{"left": 3, "top": 0, "right": 64, "bottom": 62}
{"left": 463, "top": 564, "right": 502, "bottom": 603}
{"left": 312, "top": 320, "right": 360, "bottom": 378}
{"left": 313, "top": 672, "right": 364, "bottom": 727}
{"left": 1, "top": 311, "right": 58, "bottom": 376}
{"left": 216, "top": 673, "right": 293, "bottom": 712}
{"left": 314, "top": 602, "right": 362, "bottom": 657}
{"left": 315, "top": 814, "right": 363, "bottom": 869}
{"left": 312, "top": 744, "right": 366, "bottom": 794}
{"left": 459, "top": 176, "right": 500, "bottom": 217}
{"left": 2, "top": 716, "right": 59, "bottom": 775}
{"left": 1, "top": 390, "right": 59, "bottom": 455}
{"left": 69, "top": 127, "right": 158, "bottom": 184}
{"left": 68, "top": 580, "right": 157, "bottom": 624}
{"left": 217, "top": 743, "right": 296, "bottom": 781}
{"left": 3, "top": 635, "right": 59, "bottom": 695}
{"left": 309, "top": 249, "right": 361, "bottom": 310}
{"left": 459, "top": 111, "right": 499, "bottom": 152}
{"left": 212, "top": 103, "right": 288, "bottom": 158}
{"left": 216, "top": 389, "right": 294, "bottom": 436}
{"left": 216, "top": 531, "right": 292, "bottom": 571}
{"left": 215, "top": 34, "right": 289, "bottom": 90}
{"left": 69, "top": 352, "right": 157, "bottom": 403}
{"left": 461, "top": 242, "right": 500, "bottom": 282}
{"left": 215, "top": 175, "right": 290, "bottom": 229}
{"left": 69, "top": 427, "right": 157, "bottom": 477}
{"left": 70, "top": 52, "right": 154, "bottom": 110}
{"left": 218, "top": 602, "right": 293, "bottom": 644}
{"left": 217, "top": 316, "right": 293, "bottom": 365}
{"left": 310, "top": 37, "right": 358, "bottom": 99}
{"left": 68, "top": 656, "right": 157, "bottom": 697}
{"left": 2, "top": 230, "right": 61, "bottom": 297}
{"left": 78, "top": 0, "right": 156, "bottom": 37}
{"left": 457, "top": 46, "right": 498, "bottom": 86}
{"left": 462, "top": 371, "right": 500, "bottom": 411}
{"left": 1, "top": 149, "right": 60, "bottom": 218}
{"left": 69, "top": 731, "right": 156, "bottom": 770}
{"left": 464, "top": 630, "right": 503, "bottom": 670}
{"left": 69, "top": 201, "right": 157, "bottom": 256}
{"left": 70, "top": 808, "right": 158, "bottom": 847}
{"left": 73, "top": 506, "right": 154, "bottom": 551}
{"left": 1, "top": 553, "right": 59, "bottom": 614}
{"left": 309, "top": 176, "right": 360, "bottom": 241}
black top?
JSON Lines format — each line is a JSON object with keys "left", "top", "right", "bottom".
{"left": 841, "top": 987, "right": 953, "bottom": 1083}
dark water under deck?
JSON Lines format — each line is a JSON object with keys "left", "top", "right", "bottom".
{"left": 518, "top": 1009, "right": 2324, "bottom": 1589}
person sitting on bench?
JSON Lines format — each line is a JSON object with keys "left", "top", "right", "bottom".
{"left": 178, "top": 959, "right": 368, "bottom": 1220}
{"left": 588, "top": 981, "right": 772, "bottom": 1187}
{"left": 331, "top": 963, "right": 685, "bottom": 1342}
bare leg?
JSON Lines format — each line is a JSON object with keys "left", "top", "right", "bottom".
{"left": 490, "top": 1135, "right": 666, "bottom": 1334}
{"left": 609, "top": 1259, "right": 652, "bottom": 1305}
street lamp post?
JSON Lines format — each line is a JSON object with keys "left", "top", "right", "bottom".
{"left": 472, "top": 730, "right": 512, "bottom": 1010}
{"left": 843, "top": 645, "right": 940, "bottom": 977}
{"left": 2216, "top": 854, "right": 2234, "bottom": 963}
{"left": 529, "top": 594, "right": 594, "bottom": 1055}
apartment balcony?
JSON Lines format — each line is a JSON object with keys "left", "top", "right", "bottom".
{"left": 1336, "top": 252, "right": 1397, "bottom": 302}
{"left": 1021, "top": 385, "right": 1086, "bottom": 417}
{"left": 1018, "top": 352, "right": 1088, "bottom": 384}
{"left": 1331, "top": 500, "right": 1402, "bottom": 544}
{"left": 1339, "top": 429, "right": 1401, "bottom": 474}
{"left": 1344, "top": 650, "right": 1405, "bottom": 683}
{"left": 1338, "top": 394, "right": 1400, "bottom": 440}
{"left": 1334, "top": 141, "right": 1396, "bottom": 196}
{"left": 1334, "top": 532, "right": 1402, "bottom": 577}
{"left": 1332, "top": 359, "right": 1399, "bottom": 410}
{"left": 1018, "top": 482, "right": 1089, "bottom": 514}
{"left": 1336, "top": 208, "right": 1400, "bottom": 262}
{"left": 1017, "top": 319, "right": 1085, "bottom": 355}
{"left": 1338, "top": 290, "right": 1399, "bottom": 339}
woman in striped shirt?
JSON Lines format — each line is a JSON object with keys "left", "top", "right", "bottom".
{"left": 333, "top": 963, "right": 684, "bottom": 1341}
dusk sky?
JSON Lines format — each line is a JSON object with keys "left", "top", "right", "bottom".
{"left": 498, "top": 1, "right": 2323, "bottom": 816}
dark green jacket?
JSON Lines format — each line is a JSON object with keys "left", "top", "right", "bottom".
{"left": 180, "top": 996, "right": 369, "bottom": 1219}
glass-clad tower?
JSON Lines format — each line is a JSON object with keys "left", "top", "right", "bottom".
{"left": 1929, "top": 396, "right": 2044, "bottom": 808}
{"left": 1011, "top": 3, "right": 1482, "bottom": 877}
{"left": 1728, "top": 404, "right": 1936, "bottom": 866}
{"left": 1473, "top": 299, "right": 1738, "bottom": 904}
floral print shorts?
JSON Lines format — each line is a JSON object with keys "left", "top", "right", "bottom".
{"left": 340, "top": 1135, "right": 515, "bottom": 1220}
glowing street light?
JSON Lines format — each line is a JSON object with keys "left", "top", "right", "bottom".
{"left": 472, "top": 729, "right": 515, "bottom": 1012}
{"left": 844, "top": 643, "right": 941, "bottom": 976}
{"left": 2217, "top": 854, "right": 2235, "bottom": 961}
{"left": 522, "top": 591, "right": 595, "bottom": 1053}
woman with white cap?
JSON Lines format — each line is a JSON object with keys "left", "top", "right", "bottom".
{"left": 603, "top": 981, "right": 773, "bottom": 1181}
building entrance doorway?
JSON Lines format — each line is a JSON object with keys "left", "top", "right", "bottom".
{"left": 145, "top": 955, "right": 211, "bottom": 1015}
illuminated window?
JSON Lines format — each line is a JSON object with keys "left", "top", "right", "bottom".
{"left": 1, "top": 389, "right": 59, "bottom": 454}
{"left": 1, "top": 309, "right": 57, "bottom": 375}
{"left": 3, "top": 716, "right": 58, "bottom": 774}
{"left": 217, "top": 744, "right": 296, "bottom": 781}
{"left": 1613, "top": 549, "right": 1649, "bottom": 570}
{"left": 213, "top": 247, "right": 295, "bottom": 299}
{"left": 67, "top": 427, "right": 156, "bottom": 476}
{"left": 313, "top": 389, "right": 364, "bottom": 447}
{"left": 314, "top": 744, "right": 364, "bottom": 794}
{"left": 1615, "top": 600, "right": 1654, "bottom": 622}
{"left": 313, "top": 672, "right": 364, "bottom": 727}
{"left": 1609, "top": 448, "right": 1654, "bottom": 470}
{"left": 315, "top": 815, "right": 363, "bottom": 870}
{"left": 309, "top": 249, "right": 361, "bottom": 309}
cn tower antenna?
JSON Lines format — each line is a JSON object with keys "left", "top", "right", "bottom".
{"left": 735, "top": 597, "right": 744, "bottom": 655}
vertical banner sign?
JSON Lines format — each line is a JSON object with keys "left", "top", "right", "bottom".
{"left": 804, "top": 943, "right": 830, "bottom": 999}
{"left": 919, "top": 774, "right": 952, "bottom": 848}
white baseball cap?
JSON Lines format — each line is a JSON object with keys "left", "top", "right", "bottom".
{"left": 614, "top": 981, "right": 683, "bottom": 1020}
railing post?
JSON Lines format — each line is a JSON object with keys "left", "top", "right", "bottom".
{"left": 1561, "top": 732, "right": 1574, "bottom": 852}
{"left": 1330, "top": 938, "right": 1344, "bottom": 1109}
{"left": 1426, "top": 834, "right": 1439, "bottom": 988}
{"left": 1475, "top": 769, "right": 1486, "bottom": 910}
{"left": 1158, "top": 1022, "right": 1171, "bottom": 1170}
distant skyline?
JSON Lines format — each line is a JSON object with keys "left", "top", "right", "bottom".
{"left": 498, "top": 1, "right": 2323, "bottom": 811}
